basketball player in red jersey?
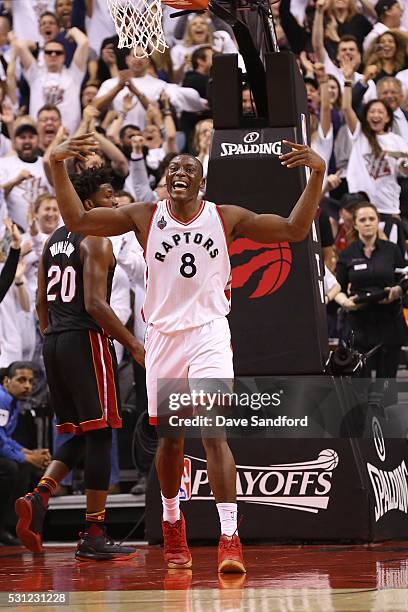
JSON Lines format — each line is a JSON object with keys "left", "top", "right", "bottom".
{"left": 50, "top": 133, "right": 326, "bottom": 573}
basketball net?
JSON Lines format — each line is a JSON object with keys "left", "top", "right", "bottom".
{"left": 106, "top": 0, "right": 167, "bottom": 58}
{"left": 107, "top": 0, "right": 210, "bottom": 58}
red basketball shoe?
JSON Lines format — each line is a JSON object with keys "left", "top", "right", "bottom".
{"left": 162, "top": 513, "right": 192, "bottom": 569}
{"left": 15, "top": 492, "right": 47, "bottom": 553}
{"left": 218, "top": 534, "right": 246, "bottom": 573}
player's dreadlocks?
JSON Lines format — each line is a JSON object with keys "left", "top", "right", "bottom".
{"left": 70, "top": 167, "right": 113, "bottom": 203}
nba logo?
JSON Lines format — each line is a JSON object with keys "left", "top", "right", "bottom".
{"left": 179, "top": 457, "right": 191, "bottom": 501}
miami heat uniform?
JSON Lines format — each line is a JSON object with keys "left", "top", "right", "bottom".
{"left": 143, "top": 199, "right": 233, "bottom": 424}
{"left": 42, "top": 226, "right": 121, "bottom": 434}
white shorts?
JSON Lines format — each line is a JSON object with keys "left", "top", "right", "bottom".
{"left": 144, "top": 317, "right": 234, "bottom": 425}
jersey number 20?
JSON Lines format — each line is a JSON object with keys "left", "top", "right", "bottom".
{"left": 47, "top": 265, "right": 76, "bottom": 302}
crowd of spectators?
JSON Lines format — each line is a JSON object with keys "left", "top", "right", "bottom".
{"left": 0, "top": 0, "right": 408, "bottom": 543}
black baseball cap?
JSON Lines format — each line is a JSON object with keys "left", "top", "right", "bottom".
{"left": 15, "top": 124, "right": 38, "bottom": 137}
{"left": 375, "top": 0, "right": 398, "bottom": 18}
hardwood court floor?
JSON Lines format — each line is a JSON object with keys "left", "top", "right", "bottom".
{"left": 1, "top": 541, "right": 407, "bottom": 611}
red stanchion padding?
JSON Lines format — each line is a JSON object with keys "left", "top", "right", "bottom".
{"left": 162, "top": 0, "right": 209, "bottom": 9}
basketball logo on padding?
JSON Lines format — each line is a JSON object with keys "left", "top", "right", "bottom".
{"left": 230, "top": 238, "right": 292, "bottom": 299}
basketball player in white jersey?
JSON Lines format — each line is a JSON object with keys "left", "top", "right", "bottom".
{"left": 49, "top": 133, "right": 326, "bottom": 574}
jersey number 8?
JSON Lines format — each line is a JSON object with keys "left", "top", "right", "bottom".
{"left": 47, "top": 265, "right": 76, "bottom": 303}
{"left": 180, "top": 253, "right": 197, "bottom": 278}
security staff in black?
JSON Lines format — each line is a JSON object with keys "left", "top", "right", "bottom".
{"left": 15, "top": 167, "right": 144, "bottom": 562}
{"left": 336, "top": 202, "right": 407, "bottom": 404}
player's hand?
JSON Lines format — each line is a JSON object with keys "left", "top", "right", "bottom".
{"left": 279, "top": 141, "right": 326, "bottom": 173}
{"left": 50, "top": 133, "right": 98, "bottom": 162}
{"left": 130, "top": 341, "right": 145, "bottom": 368}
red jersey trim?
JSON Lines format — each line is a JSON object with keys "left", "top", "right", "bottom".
{"left": 216, "top": 205, "right": 229, "bottom": 244}
{"left": 144, "top": 203, "right": 158, "bottom": 258}
{"left": 166, "top": 199, "right": 205, "bottom": 225}
{"left": 56, "top": 417, "right": 122, "bottom": 435}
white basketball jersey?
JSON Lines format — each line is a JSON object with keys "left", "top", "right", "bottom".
{"left": 143, "top": 199, "right": 231, "bottom": 334}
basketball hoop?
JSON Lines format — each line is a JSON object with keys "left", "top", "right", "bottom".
{"left": 106, "top": 0, "right": 209, "bottom": 58}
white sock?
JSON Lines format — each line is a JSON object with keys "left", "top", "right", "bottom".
{"left": 161, "top": 492, "right": 180, "bottom": 524}
{"left": 216, "top": 502, "right": 238, "bottom": 536}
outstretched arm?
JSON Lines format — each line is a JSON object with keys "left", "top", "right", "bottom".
{"left": 49, "top": 134, "right": 138, "bottom": 236}
{"left": 341, "top": 59, "right": 359, "bottom": 134}
{"left": 312, "top": 0, "right": 327, "bottom": 64}
{"left": 223, "top": 142, "right": 325, "bottom": 243}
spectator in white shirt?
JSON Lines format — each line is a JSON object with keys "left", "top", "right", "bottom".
{"left": 0, "top": 123, "right": 52, "bottom": 230}
{"left": 342, "top": 58, "right": 408, "bottom": 215}
{"left": 15, "top": 29, "right": 89, "bottom": 134}
{"left": 363, "top": 0, "right": 405, "bottom": 52}
{"left": 94, "top": 47, "right": 208, "bottom": 131}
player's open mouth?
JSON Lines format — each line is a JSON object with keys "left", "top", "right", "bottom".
{"left": 172, "top": 180, "right": 188, "bottom": 190}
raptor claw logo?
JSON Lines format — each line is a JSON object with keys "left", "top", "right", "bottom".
{"left": 230, "top": 238, "right": 292, "bottom": 298}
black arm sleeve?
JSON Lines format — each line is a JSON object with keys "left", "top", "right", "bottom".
{"left": 279, "top": 0, "right": 308, "bottom": 54}
{"left": 351, "top": 81, "right": 368, "bottom": 119}
{"left": 0, "top": 246, "right": 20, "bottom": 304}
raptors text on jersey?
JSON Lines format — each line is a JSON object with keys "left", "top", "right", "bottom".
{"left": 143, "top": 200, "right": 231, "bottom": 334}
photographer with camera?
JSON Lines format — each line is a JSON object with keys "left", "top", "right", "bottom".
{"left": 335, "top": 202, "right": 407, "bottom": 401}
